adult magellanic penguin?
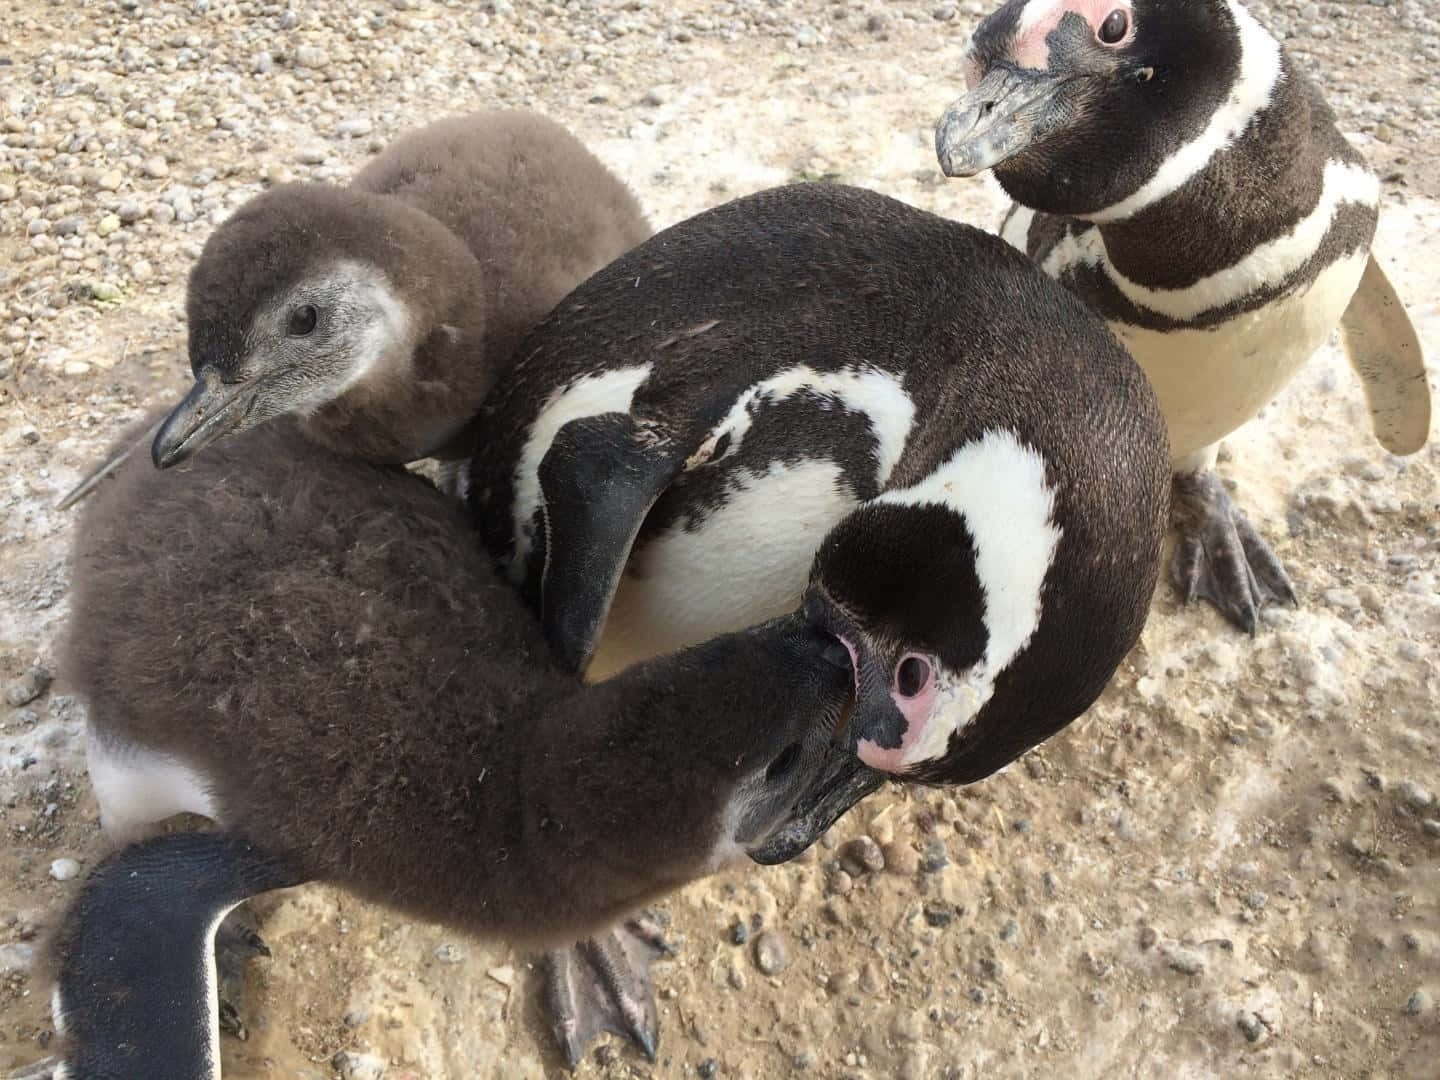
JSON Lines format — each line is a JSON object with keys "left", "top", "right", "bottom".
{"left": 57, "top": 109, "right": 650, "bottom": 507}
{"left": 42, "top": 417, "right": 856, "bottom": 1080}
{"left": 466, "top": 181, "right": 1173, "bottom": 1060}
{"left": 934, "top": 0, "right": 1432, "bottom": 632}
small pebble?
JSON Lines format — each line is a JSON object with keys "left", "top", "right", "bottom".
{"left": 253, "top": 50, "right": 273, "bottom": 75}
{"left": 336, "top": 116, "right": 374, "bottom": 138}
{"left": 296, "top": 145, "right": 328, "bottom": 165}
{"left": 1405, "top": 990, "right": 1430, "bottom": 1016}
{"left": 1422, "top": 819, "right": 1440, "bottom": 838}
{"left": 752, "top": 930, "right": 790, "bottom": 975}
{"left": 0, "top": 183, "right": 17, "bottom": 202}
{"left": 828, "top": 869, "right": 853, "bottom": 896}
{"left": 97, "top": 214, "right": 121, "bottom": 236}
{"left": 922, "top": 903, "right": 954, "bottom": 928}
{"left": 6, "top": 666, "right": 53, "bottom": 707}
{"left": 1396, "top": 780, "right": 1433, "bottom": 811}
{"left": 883, "top": 841, "right": 920, "bottom": 875}
{"left": 1168, "top": 949, "right": 1205, "bottom": 976}
{"left": 294, "top": 45, "right": 327, "bottom": 68}
{"left": 131, "top": 259, "right": 155, "bottom": 283}
{"left": 332, "top": 1051, "right": 386, "bottom": 1080}
{"left": 697, "top": 1060, "right": 718, "bottom": 1080}
{"left": 26, "top": 218, "right": 50, "bottom": 236}
{"left": 91, "top": 281, "right": 122, "bottom": 302}
{"left": 1237, "top": 1011, "right": 1264, "bottom": 1043}
{"left": 151, "top": 202, "right": 176, "bottom": 224}
{"left": 49, "top": 857, "right": 81, "bottom": 881}
{"left": 730, "top": 919, "right": 749, "bottom": 945}
{"left": 53, "top": 215, "right": 82, "bottom": 236}
{"left": 96, "top": 170, "right": 123, "bottom": 191}
{"left": 432, "top": 943, "right": 465, "bottom": 964}
{"left": 141, "top": 156, "right": 169, "bottom": 179}
{"left": 64, "top": 360, "right": 92, "bottom": 376}
{"left": 841, "top": 835, "right": 885, "bottom": 876}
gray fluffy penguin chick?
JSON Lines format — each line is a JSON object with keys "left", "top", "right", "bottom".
{"left": 46, "top": 415, "right": 854, "bottom": 1079}
{"left": 141, "top": 109, "right": 650, "bottom": 471}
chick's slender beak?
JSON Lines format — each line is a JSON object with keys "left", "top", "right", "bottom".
{"left": 151, "top": 368, "right": 260, "bottom": 469}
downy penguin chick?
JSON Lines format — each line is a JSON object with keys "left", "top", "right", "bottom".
{"left": 147, "top": 109, "right": 650, "bottom": 470}
{"left": 49, "top": 418, "right": 854, "bottom": 1079}
{"left": 935, "top": 0, "right": 1431, "bottom": 633}
{"left": 470, "top": 181, "right": 1171, "bottom": 820}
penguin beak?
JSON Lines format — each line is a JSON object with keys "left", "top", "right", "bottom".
{"left": 935, "top": 65, "right": 1070, "bottom": 177}
{"left": 151, "top": 368, "right": 261, "bottom": 469}
{"left": 747, "top": 749, "right": 884, "bottom": 865}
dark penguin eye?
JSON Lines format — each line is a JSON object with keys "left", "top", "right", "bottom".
{"left": 895, "top": 655, "right": 932, "bottom": 698}
{"left": 1098, "top": 8, "right": 1129, "bottom": 44}
{"left": 287, "top": 304, "right": 318, "bottom": 337}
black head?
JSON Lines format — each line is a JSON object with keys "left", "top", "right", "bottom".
{"left": 803, "top": 427, "right": 1155, "bottom": 786}
{"left": 563, "top": 612, "right": 879, "bottom": 873}
{"left": 935, "top": 0, "right": 1265, "bottom": 218}
{"left": 152, "top": 184, "right": 454, "bottom": 468}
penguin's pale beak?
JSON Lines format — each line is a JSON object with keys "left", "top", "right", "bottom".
{"left": 747, "top": 747, "right": 883, "bottom": 866}
{"left": 151, "top": 368, "right": 260, "bottom": 469}
{"left": 935, "top": 65, "right": 1070, "bottom": 177}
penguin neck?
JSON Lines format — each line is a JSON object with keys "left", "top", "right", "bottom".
{"left": 1079, "top": 52, "right": 1328, "bottom": 290}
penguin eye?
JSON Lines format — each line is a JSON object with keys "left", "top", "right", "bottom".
{"left": 895, "top": 655, "right": 932, "bottom": 698}
{"left": 1097, "top": 8, "right": 1129, "bottom": 44}
{"left": 287, "top": 304, "right": 319, "bottom": 337}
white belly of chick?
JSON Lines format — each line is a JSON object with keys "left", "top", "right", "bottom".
{"left": 585, "top": 458, "right": 858, "bottom": 681}
{"left": 1114, "top": 250, "right": 1369, "bottom": 466}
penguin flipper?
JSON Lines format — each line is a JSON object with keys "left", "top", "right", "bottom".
{"left": 535, "top": 413, "right": 687, "bottom": 674}
{"left": 545, "top": 913, "right": 671, "bottom": 1069}
{"left": 49, "top": 831, "right": 304, "bottom": 1080}
{"left": 1338, "top": 253, "right": 1431, "bottom": 456}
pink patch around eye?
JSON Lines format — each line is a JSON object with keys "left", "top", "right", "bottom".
{"left": 856, "top": 658, "right": 938, "bottom": 772}
{"left": 1011, "top": 0, "right": 1133, "bottom": 69}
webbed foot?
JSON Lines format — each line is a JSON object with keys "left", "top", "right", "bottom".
{"left": 545, "top": 912, "right": 673, "bottom": 1069}
{"left": 1171, "top": 469, "right": 1296, "bottom": 634}
{"left": 214, "top": 909, "right": 271, "bottom": 1041}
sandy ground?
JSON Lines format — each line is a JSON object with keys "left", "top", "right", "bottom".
{"left": 1, "top": 1, "right": 1438, "bottom": 1077}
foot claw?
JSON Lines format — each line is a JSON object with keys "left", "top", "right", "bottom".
{"left": 545, "top": 914, "right": 670, "bottom": 1068}
{"left": 214, "top": 908, "right": 270, "bottom": 1042}
{"left": 1171, "top": 469, "right": 1295, "bottom": 633}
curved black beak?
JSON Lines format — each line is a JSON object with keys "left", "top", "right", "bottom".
{"left": 151, "top": 369, "right": 257, "bottom": 469}
{"left": 748, "top": 749, "right": 883, "bottom": 865}
{"left": 936, "top": 65, "right": 1069, "bottom": 177}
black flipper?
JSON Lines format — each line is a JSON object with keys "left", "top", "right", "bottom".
{"left": 535, "top": 414, "right": 687, "bottom": 674}
{"left": 1171, "top": 469, "right": 1297, "bottom": 635}
{"left": 544, "top": 914, "right": 673, "bottom": 1070}
{"left": 49, "top": 831, "right": 305, "bottom": 1080}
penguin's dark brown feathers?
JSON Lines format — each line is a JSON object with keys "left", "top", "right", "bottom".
{"left": 65, "top": 414, "right": 850, "bottom": 947}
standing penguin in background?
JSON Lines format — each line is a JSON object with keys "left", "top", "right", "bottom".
{"left": 467, "top": 182, "right": 1172, "bottom": 1064}
{"left": 58, "top": 109, "right": 650, "bottom": 506}
{"left": 934, "top": 0, "right": 1431, "bottom": 633}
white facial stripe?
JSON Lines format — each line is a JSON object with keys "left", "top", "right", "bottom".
{"left": 52, "top": 986, "right": 66, "bottom": 1036}
{"left": 874, "top": 429, "right": 1062, "bottom": 767}
{"left": 698, "top": 365, "right": 915, "bottom": 486}
{"left": 511, "top": 365, "right": 654, "bottom": 578}
{"left": 1085, "top": 0, "right": 1283, "bottom": 223}
{"left": 1048, "top": 160, "right": 1378, "bottom": 320}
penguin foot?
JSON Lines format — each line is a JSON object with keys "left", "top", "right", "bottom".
{"left": 214, "top": 908, "right": 271, "bottom": 1042}
{"left": 1171, "top": 469, "right": 1297, "bottom": 634}
{"left": 545, "top": 912, "right": 673, "bottom": 1069}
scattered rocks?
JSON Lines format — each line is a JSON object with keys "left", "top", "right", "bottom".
{"left": 1236, "top": 1011, "right": 1265, "bottom": 1043}
{"left": 6, "top": 666, "right": 53, "bottom": 707}
{"left": 752, "top": 930, "right": 790, "bottom": 975}
{"left": 49, "top": 857, "right": 81, "bottom": 881}
{"left": 95, "top": 170, "right": 123, "bottom": 192}
{"left": 296, "top": 144, "right": 329, "bottom": 165}
{"left": 828, "top": 868, "right": 853, "bottom": 896}
{"left": 729, "top": 919, "right": 749, "bottom": 945}
{"left": 131, "top": 259, "right": 155, "bottom": 283}
{"left": 1405, "top": 989, "right": 1430, "bottom": 1016}
{"left": 0, "top": 943, "right": 37, "bottom": 976}
{"left": 336, "top": 117, "right": 374, "bottom": 138}
{"left": 97, "top": 213, "right": 122, "bottom": 236}
{"left": 141, "top": 156, "right": 170, "bottom": 179}
{"left": 90, "top": 281, "right": 122, "bottom": 302}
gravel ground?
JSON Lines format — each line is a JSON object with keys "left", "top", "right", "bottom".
{"left": 2, "top": 1, "right": 1439, "bottom": 1078}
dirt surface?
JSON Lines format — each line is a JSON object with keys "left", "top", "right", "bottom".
{"left": 2, "top": 1, "right": 1438, "bottom": 1078}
